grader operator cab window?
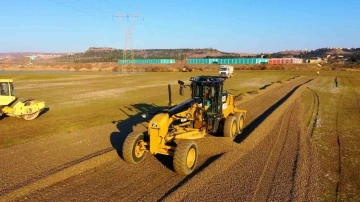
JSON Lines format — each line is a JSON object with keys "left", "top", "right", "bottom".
{"left": 179, "top": 76, "right": 225, "bottom": 114}
{"left": 204, "top": 86, "right": 215, "bottom": 107}
{"left": 194, "top": 85, "right": 221, "bottom": 114}
{"left": 206, "top": 85, "right": 222, "bottom": 114}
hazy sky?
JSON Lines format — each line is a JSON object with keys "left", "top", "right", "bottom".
{"left": 1, "top": 0, "right": 359, "bottom": 53}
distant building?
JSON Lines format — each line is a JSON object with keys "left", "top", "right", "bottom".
{"left": 309, "top": 58, "right": 322, "bottom": 63}
{"left": 268, "top": 58, "right": 303, "bottom": 64}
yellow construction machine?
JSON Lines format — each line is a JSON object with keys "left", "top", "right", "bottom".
{"left": 0, "top": 79, "right": 45, "bottom": 120}
{"left": 122, "top": 76, "right": 247, "bottom": 175}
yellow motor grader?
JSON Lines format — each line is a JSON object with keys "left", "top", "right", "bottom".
{"left": 0, "top": 79, "right": 45, "bottom": 120}
{"left": 122, "top": 76, "right": 247, "bottom": 175}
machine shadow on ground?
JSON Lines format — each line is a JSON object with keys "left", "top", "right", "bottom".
{"left": 157, "top": 153, "right": 224, "bottom": 201}
{"left": 39, "top": 107, "right": 50, "bottom": 117}
{"left": 234, "top": 79, "right": 313, "bottom": 144}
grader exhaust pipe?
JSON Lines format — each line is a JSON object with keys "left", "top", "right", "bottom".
{"left": 168, "top": 84, "right": 172, "bottom": 107}
{"left": 178, "top": 80, "right": 185, "bottom": 96}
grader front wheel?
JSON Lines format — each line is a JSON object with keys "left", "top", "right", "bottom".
{"left": 122, "top": 132, "right": 147, "bottom": 164}
{"left": 173, "top": 140, "right": 198, "bottom": 176}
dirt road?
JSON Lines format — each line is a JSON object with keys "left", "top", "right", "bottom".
{"left": 0, "top": 76, "right": 320, "bottom": 202}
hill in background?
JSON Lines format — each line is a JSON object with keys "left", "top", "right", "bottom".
{"left": 53, "top": 47, "right": 360, "bottom": 63}
{"left": 1, "top": 47, "right": 360, "bottom": 64}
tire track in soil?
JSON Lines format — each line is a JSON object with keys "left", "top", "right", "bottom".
{"left": 0, "top": 147, "right": 115, "bottom": 196}
{"left": 0, "top": 151, "right": 118, "bottom": 202}
{"left": 306, "top": 87, "right": 320, "bottom": 136}
{"left": 335, "top": 76, "right": 360, "bottom": 201}
{"left": 290, "top": 86, "right": 321, "bottom": 202}
{"left": 161, "top": 78, "right": 315, "bottom": 202}
{"left": 335, "top": 77, "right": 345, "bottom": 202}
{"left": 311, "top": 76, "right": 343, "bottom": 201}
{"left": 234, "top": 78, "right": 313, "bottom": 144}
{"left": 2, "top": 76, "right": 315, "bottom": 202}
{"left": 41, "top": 78, "right": 312, "bottom": 201}
{"left": 251, "top": 101, "right": 297, "bottom": 202}
{"left": 298, "top": 87, "right": 320, "bottom": 201}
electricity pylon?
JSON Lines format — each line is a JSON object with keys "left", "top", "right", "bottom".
{"left": 113, "top": 13, "right": 141, "bottom": 74}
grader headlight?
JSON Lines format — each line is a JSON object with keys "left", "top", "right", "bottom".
{"left": 151, "top": 122, "right": 158, "bottom": 128}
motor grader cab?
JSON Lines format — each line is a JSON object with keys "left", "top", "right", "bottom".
{"left": 0, "top": 79, "right": 45, "bottom": 120}
{"left": 121, "top": 76, "right": 247, "bottom": 175}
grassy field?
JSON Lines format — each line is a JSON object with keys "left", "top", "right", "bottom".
{"left": 0, "top": 69, "right": 359, "bottom": 200}
{"left": 301, "top": 72, "right": 360, "bottom": 201}
{"left": 0, "top": 70, "right": 313, "bottom": 148}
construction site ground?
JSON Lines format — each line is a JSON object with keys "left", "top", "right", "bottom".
{"left": 0, "top": 70, "right": 359, "bottom": 202}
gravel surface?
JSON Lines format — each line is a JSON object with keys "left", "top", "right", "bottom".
{"left": 0, "top": 76, "right": 320, "bottom": 202}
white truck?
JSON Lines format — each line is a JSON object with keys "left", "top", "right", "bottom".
{"left": 219, "top": 65, "right": 234, "bottom": 78}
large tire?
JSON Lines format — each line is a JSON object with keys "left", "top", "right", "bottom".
{"left": 223, "top": 115, "right": 237, "bottom": 138}
{"left": 234, "top": 112, "right": 245, "bottom": 134}
{"left": 122, "top": 132, "right": 147, "bottom": 164}
{"left": 173, "top": 140, "right": 198, "bottom": 176}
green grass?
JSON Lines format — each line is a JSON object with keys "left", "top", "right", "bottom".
{"left": 1, "top": 69, "right": 359, "bottom": 199}
{"left": 305, "top": 72, "right": 360, "bottom": 201}
{"left": 0, "top": 70, "right": 305, "bottom": 148}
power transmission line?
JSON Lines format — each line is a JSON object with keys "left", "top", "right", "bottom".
{"left": 104, "top": 0, "right": 126, "bottom": 12}
{"left": 103, "top": 1, "right": 159, "bottom": 56}
{"left": 113, "top": 13, "right": 141, "bottom": 74}
{"left": 47, "top": 0, "right": 110, "bottom": 21}
{"left": 75, "top": 0, "right": 113, "bottom": 16}
{"left": 103, "top": 1, "right": 160, "bottom": 68}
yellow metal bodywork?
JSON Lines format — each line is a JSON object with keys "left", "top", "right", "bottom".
{"left": 0, "top": 96, "right": 16, "bottom": 106}
{"left": 0, "top": 79, "right": 45, "bottom": 119}
{"left": 146, "top": 92, "right": 247, "bottom": 156}
{"left": 2, "top": 100, "right": 45, "bottom": 117}
{"left": 148, "top": 102, "right": 207, "bottom": 155}
{"left": 222, "top": 93, "right": 247, "bottom": 118}
{"left": 0, "top": 79, "right": 13, "bottom": 82}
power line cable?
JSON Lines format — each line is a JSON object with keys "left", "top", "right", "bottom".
{"left": 104, "top": 0, "right": 126, "bottom": 12}
{"left": 102, "top": 1, "right": 160, "bottom": 55}
{"left": 47, "top": 0, "right": 110, "bottom": 21}
{"left": 142, "top": 19, "right": 159, "bottom": 47}
{"left": 75, "top": 0, "right": 113, "bottom": 16}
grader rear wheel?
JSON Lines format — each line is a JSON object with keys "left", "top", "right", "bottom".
{"left": 122, "top": 132, "right": 147, "bottom": 164}
{"left": 173, "top": 140, "right": 198, "bottom": 176}
{"left": 22, "top": 100, "right": 41, "bottom": 121}
{"left": 223, "top": 115, "right": 237, "bottom": 138}
{"left": 234, "top": 112, "right": 245, "bottom": 134}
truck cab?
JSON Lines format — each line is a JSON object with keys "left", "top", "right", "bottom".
{"left": 219, "top": 65, "right": 234, "bottom": 78}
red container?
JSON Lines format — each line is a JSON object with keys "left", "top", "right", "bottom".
{"left": 269, "top": 58, "right": 282, "bottom": 64}
{"left": 269, "top": 58, "right": 303, "bottom": 64}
